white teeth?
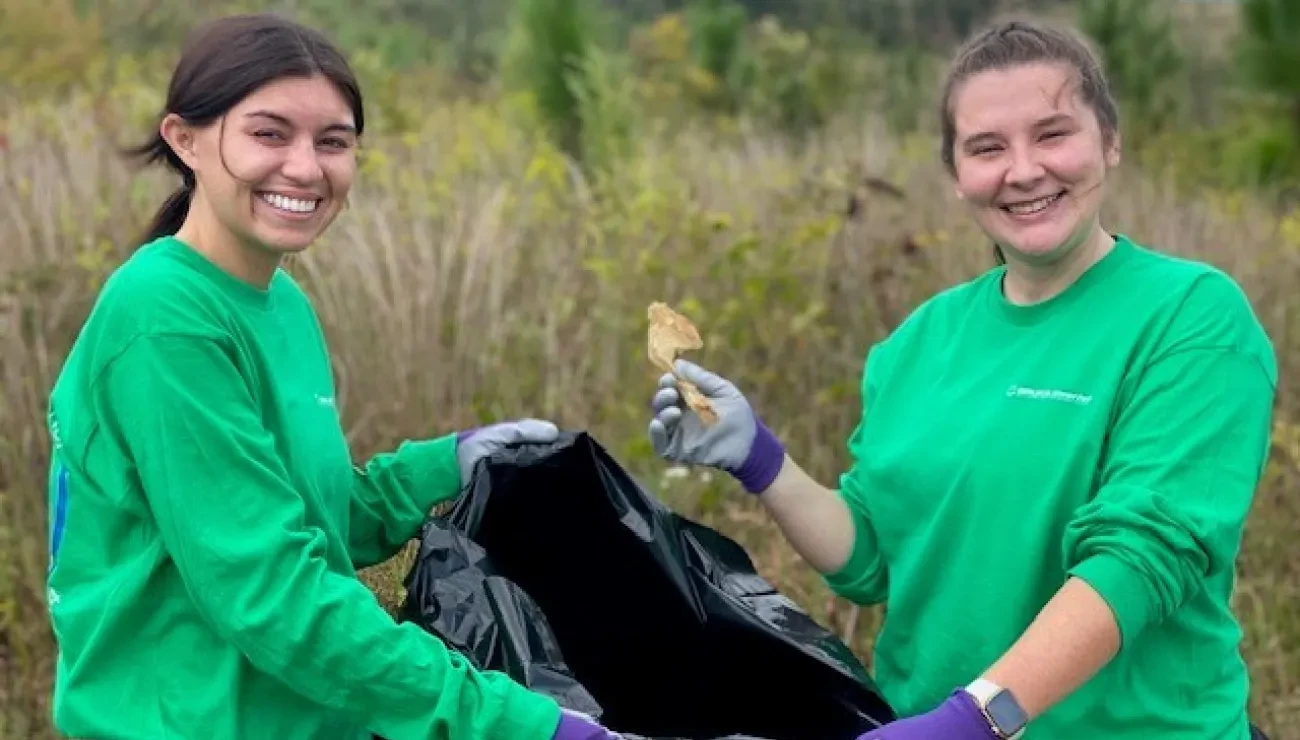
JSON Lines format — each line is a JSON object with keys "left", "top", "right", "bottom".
{"left": 259, "top": 192, "right": 319, "bottom": 214}
{"left": 1005, "top": 193, "right": 1061, "bottom": 215}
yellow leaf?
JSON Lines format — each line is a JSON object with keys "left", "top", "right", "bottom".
{"left": 1280, "top": 210, "right": 1300, "bottom": 251}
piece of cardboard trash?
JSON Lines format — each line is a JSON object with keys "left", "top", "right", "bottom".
{"left": 646, "top": 301, "right": 719, "bottom": 426}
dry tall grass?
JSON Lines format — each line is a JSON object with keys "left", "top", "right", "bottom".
{"left": 2, "top": 93, "right": 1298, "bottom": 738}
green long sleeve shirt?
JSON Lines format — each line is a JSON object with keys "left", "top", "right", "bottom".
{"left": 823, "top": 234, "right": 1276, "bottom": 739}
{"left": 45, "top": 236, "right": 562, "bottom": 740}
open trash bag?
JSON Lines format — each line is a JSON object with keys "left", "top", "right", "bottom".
{"left": 398, "top": 431, "right": 895, "bottom": 739}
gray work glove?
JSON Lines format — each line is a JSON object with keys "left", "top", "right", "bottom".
{"left": 647, "top": 360, "right": 786, "bottom": 494}
{"left": 456, "top": 419, "right": 560, "bottom": 487}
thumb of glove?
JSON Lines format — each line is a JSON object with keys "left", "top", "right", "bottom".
{"left": 672, "top": 360, "right": 734, "bottom": 397}
{"left": 489, "top": 418, "right": 560, "bottom": 445}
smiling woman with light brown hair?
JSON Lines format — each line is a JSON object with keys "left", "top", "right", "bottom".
{"left": 648, "top": 17, "right": 1276, "bottom": 740}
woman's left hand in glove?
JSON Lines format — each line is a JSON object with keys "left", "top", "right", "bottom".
{"left": 455, "top": 419, "right": 560, "bottom": 487}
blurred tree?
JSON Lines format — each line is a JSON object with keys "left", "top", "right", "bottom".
{"left": 294, "top": 0, "right": 514, "bottom": 76}
{"left": 736, "top": 16, "right": 857, "bottom": 135}
{"left": 1224, "top": 0, "right": 1300, "bottom": 192}
{"left": 1237, "top": 0, "right": 1300, "bottom": 133}
{"left": 501, "top": 0, "right": 612, "bottom": 161}
{"left": 1077, "top": 0, "right": 1185, "bottom": 147}
{"left": 684, "top": 0, "right": 748, "bottom": 111}
{"left": 77, "top": 0, "right": 229, "bottom": 54}
{"left": 0, "top": 0, "right": 102, "bottom": 101}
{"left": 568, "top": 45, "right": 641, "bottom": 175}
{"left": 609, "top": 0, "right": 1068, "bottom": 49}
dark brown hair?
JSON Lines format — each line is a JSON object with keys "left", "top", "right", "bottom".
{"left": 937, "top": 17, "right": 1120, "bottom": 264}
{"left": 126, "top": 13, "right": 365, "bottom": 244}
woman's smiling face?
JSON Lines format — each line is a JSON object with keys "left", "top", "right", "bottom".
{"left": 949, "top": 61, "right": 1120, "bottom": 265}
{"left": 174, "top": 73, "right": 359, "bottom": 257}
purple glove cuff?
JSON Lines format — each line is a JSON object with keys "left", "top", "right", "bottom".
{"left": 948, "top": 690, "right": 1000, "bottom": 737}
{"left": 551, "top": 712, "right": 584, "bottom": 740}
{"left": 729, "top": 419, "right": 786, "bottom": 494}
{"left": 551, "top": 711, "right": 613, "bottom": 740}
{"left": 855, "top": 689, "right": 1001, "bottom": 740}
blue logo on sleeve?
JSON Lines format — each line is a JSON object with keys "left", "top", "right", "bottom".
{"left": 48, "top": 463, "right": 70, "bottom": 574}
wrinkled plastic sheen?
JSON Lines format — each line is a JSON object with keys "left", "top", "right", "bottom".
{"left": 399, "top": 431, "right": 895, "bottom": 740}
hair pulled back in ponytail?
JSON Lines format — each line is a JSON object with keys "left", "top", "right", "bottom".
{"left": 123, "top": 13, "right": 364, "bottom": 246}
{"left": 126, "top": 131, "right": 198, "bottom": 243}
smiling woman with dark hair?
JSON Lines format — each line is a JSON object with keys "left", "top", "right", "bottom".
{"left": 42, "top": 13, "right": 621, "bottom": 740}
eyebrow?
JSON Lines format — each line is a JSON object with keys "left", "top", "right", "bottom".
{"left": 1033, "top": 113, "right": 1075, "bottom": 129}
{"left": 244, "top": 110, "right": 356, "bottom": 134}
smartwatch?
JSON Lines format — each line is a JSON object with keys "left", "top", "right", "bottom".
{"left": 964, "top": 678, "right": 1029, "bottom": 739}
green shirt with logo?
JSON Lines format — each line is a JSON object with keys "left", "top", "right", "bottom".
{"left": 45, "top": 236, "right": 562, "bottom": 740}
{"left": 823, "top": 234, "right": 1276, "bottom": 739}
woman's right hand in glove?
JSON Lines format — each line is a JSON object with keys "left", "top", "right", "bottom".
{"left": 647, "top": 360, "right": 787, "bottom": 494}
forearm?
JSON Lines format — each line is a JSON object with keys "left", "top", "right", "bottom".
{"left": 981, "top": 576, "right": 1120, "bottom": 720}
{"left": 350, "top": 435, "right": 461, "bottom": 567}
{"left": 756, "top": 455, "right": 857, "bottom": 574}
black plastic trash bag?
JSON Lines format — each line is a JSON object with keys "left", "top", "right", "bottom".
{"left": 399, "top": 431, "right": 895, "bottom": 740}
{"left": 399, "top": 519, "right": 607, "bottom": 719}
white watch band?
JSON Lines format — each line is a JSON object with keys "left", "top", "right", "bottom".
{"left": 965, "top": 678, "right": 1003, "bottom": 705}
{"left": 964, "top": 679, "right": 1026, "bottom": 740}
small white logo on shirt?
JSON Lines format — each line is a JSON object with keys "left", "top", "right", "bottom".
{"left": 315, "top": 394, "right": 336, "bottom": 408}
{"left": 1005, "top": 385, "right": 1093, "bottom": 405}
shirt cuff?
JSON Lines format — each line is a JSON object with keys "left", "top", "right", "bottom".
{"left": 822, "top": 505, "right": 886, "bottom": 604}
{"left": 1069, "top": 553, "right": 1155, "bottom": 649}
{"left": 394, "top": 432, "right": 463, "bottom": 512}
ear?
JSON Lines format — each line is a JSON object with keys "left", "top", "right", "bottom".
{"left": 1104, "top": 131, "right": 1122, "bottom": 168}
{"left": 159, "top": 113, "right": 200, "bottom": 170}
{"left": 953, "top": 185, "right": 966, "bottom": 200}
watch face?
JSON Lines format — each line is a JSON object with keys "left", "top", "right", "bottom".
{"left": 988, "top": 691, "right": 1028, "bottom": 732}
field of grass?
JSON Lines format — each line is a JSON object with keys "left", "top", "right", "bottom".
{"left": 2, "top": 88, "right": 1299, "bottom": 738}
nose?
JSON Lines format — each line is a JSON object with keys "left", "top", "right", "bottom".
{"left": 281, "top": 139, "right": 324, "bottom": 183}
{"left": 1004, "top": 145, "right": 1045, "bottom": 188}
